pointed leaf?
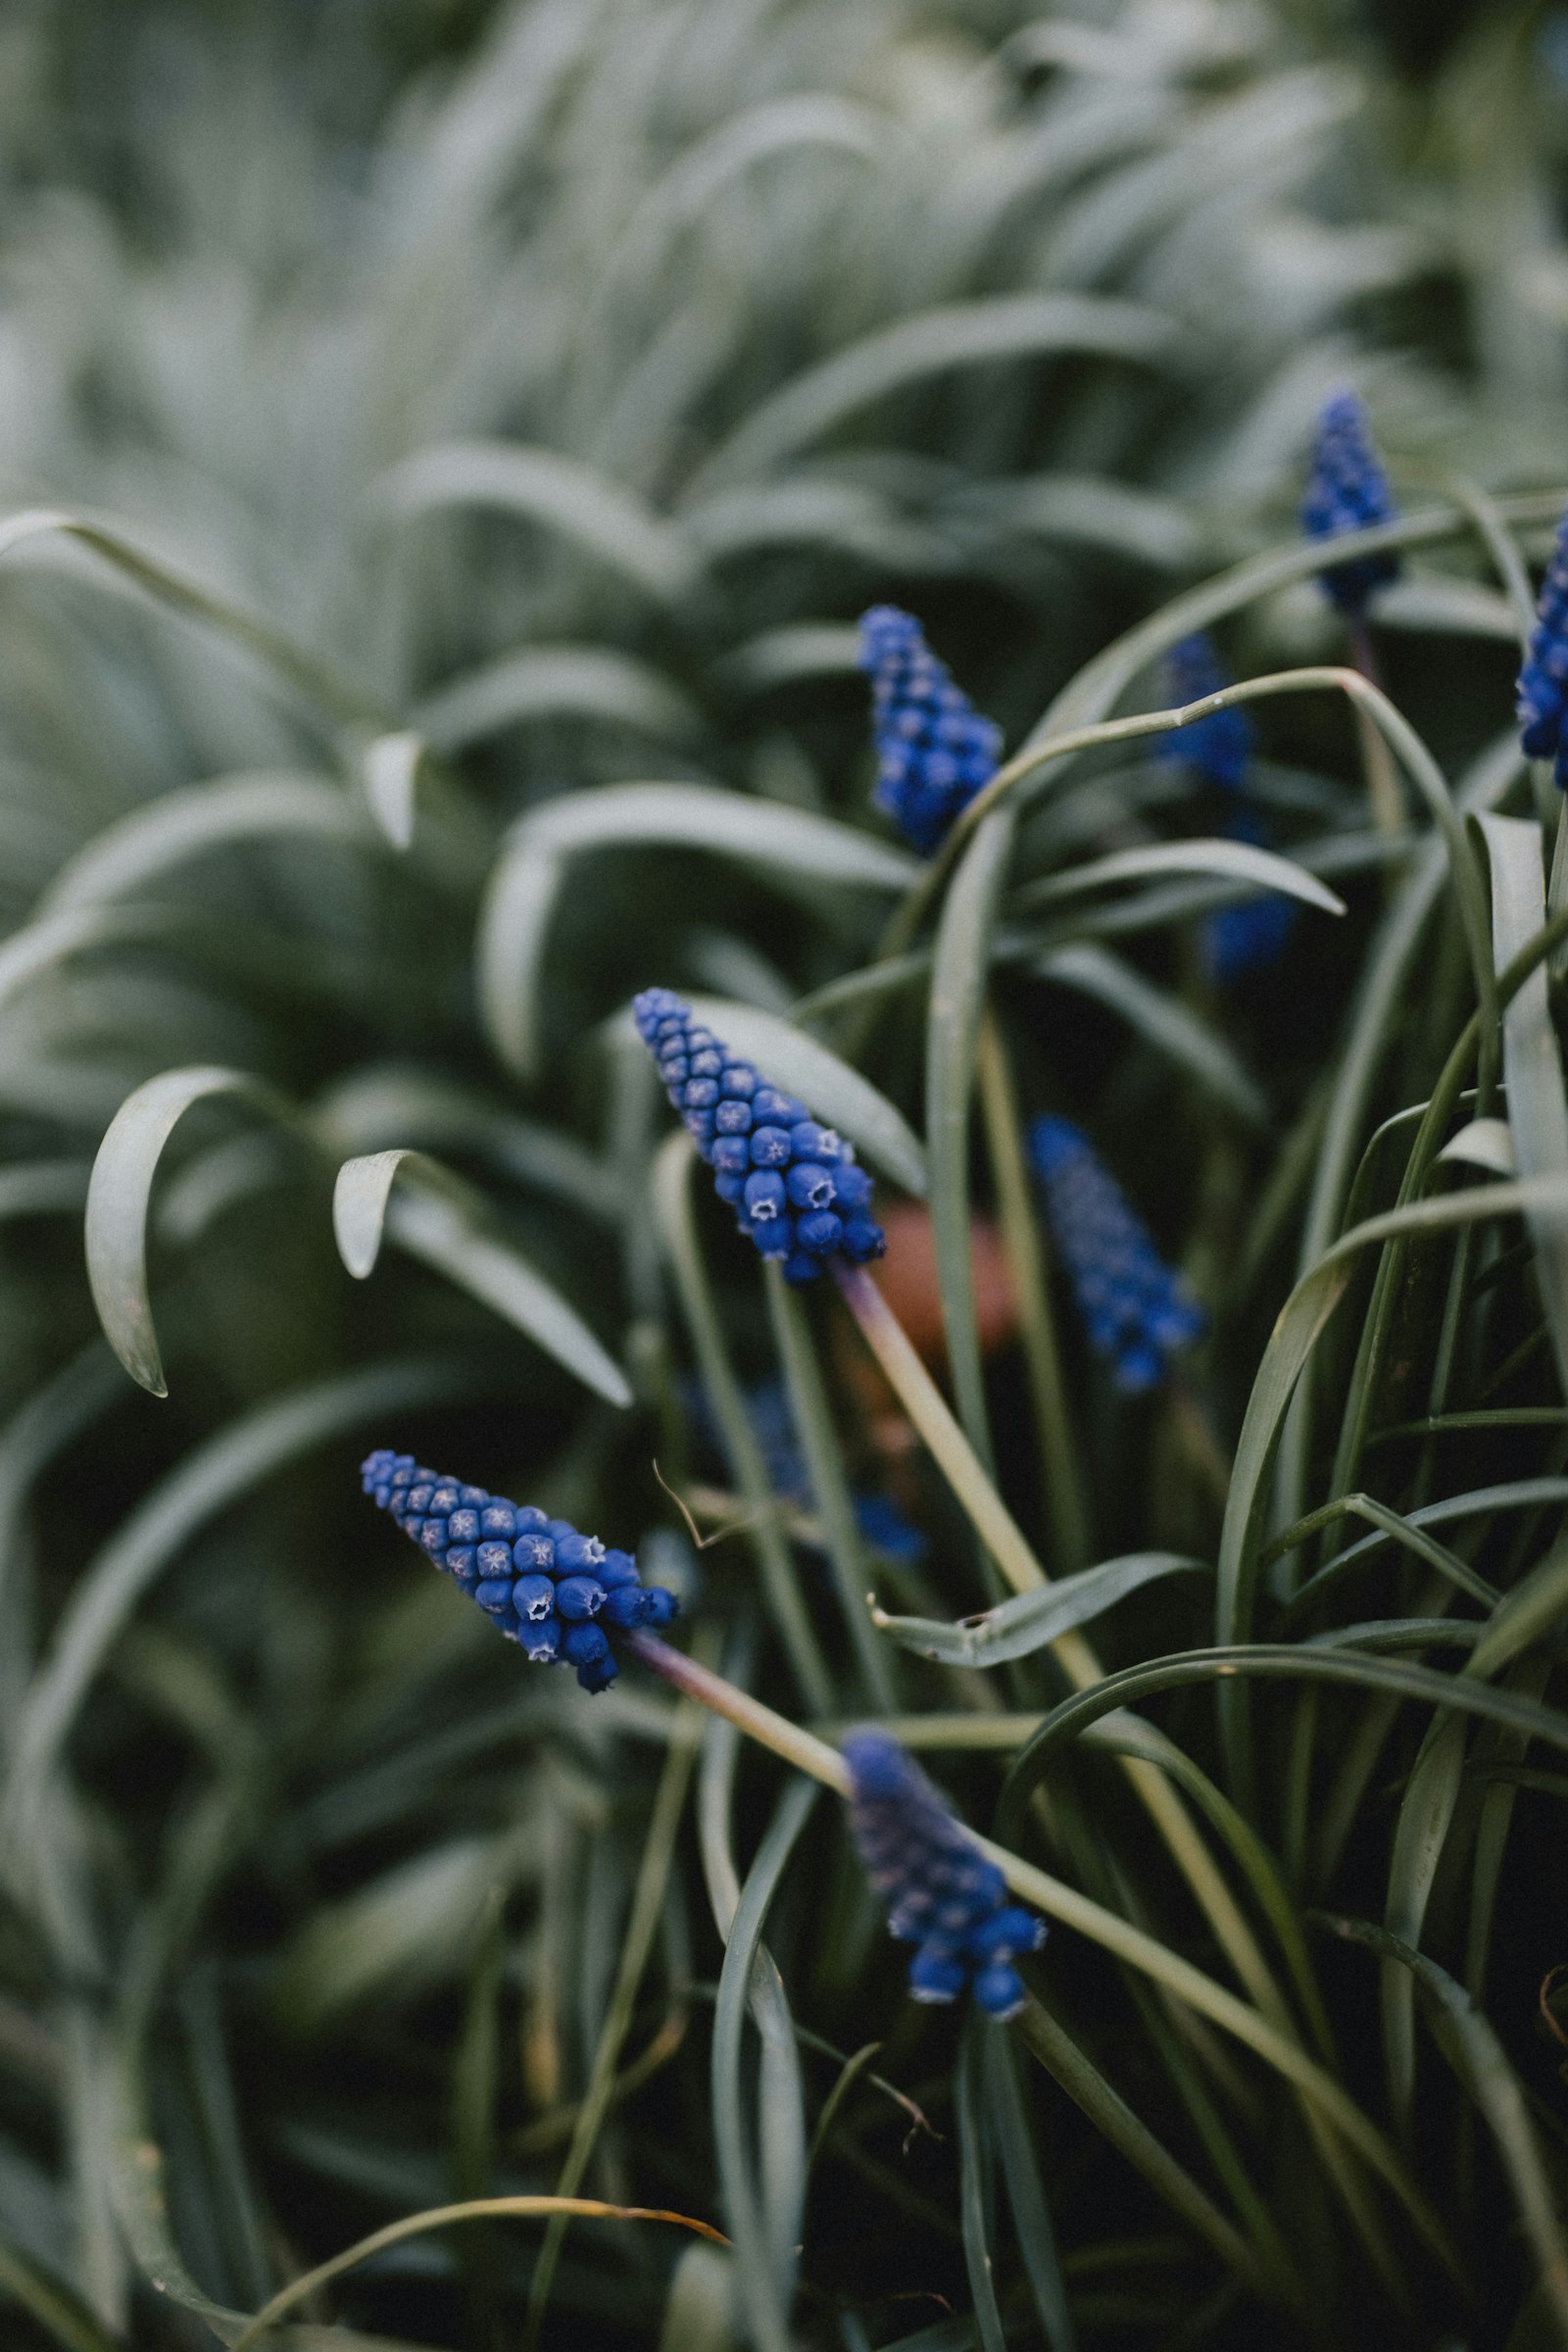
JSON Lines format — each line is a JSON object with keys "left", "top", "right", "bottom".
{"left": 872, "top": 1552, "right": 1205, "bottom": 1666}
{"left": 360, "top": 732, "right": 423, "bottom": 849}
{"left": 478, "top": 784, "right": 917, "bottom": 1077}
{"left": 86, "top": 1067, "right": 291, "bottom": 1396}
{"left": 332, "top": 1150, "right": 631, "bottom": 1406}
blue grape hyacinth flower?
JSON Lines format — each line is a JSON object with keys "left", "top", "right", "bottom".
{"left": 858, "top": 605, "right": 1003, "bottom": 854}
{"left": 1157, "top": 634, "right": 1253, "bottom": 792}
{"left": 633, "top": 988, "right": 885, "bottom": 1283}
{"left": 1299, "top": 390, "right": 1400, "bottom": 616}
{"left": 843, "top": 1731, "right": 1045, "bottom": 2020}
{"left": 1029, "top": 1116, "right": 1205, "bottom": 1392}
{"left": 360, "top": 1450, "right": 678, "bottom": 1692}
{"left": 1517, "top": 509, "right": 1568, "bottom": 785}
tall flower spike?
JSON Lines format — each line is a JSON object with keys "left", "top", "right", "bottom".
{"left": 1157, "top": 634, "right": 1253, "bottom": 792}
{"left": 1299, "top": 390, "right": 1400, "bottom": 616}
{"left": 1517, "top": 509, "right": 1568, "bottom": 785}
{"left": 633, "top": 988, "right": 885, "bottom": 1283}
{"left": 1029, "top": 1116, "right": 1205, "bottom": 1392}
{"left": 858, "top": 605, "right": 1003, "bottom": 854}
{"left": 843, "top": 1731, "right": 1045, "bottom": 2020}
{"left": 359, "top": 1450, "right": 678, "bottom": 1692}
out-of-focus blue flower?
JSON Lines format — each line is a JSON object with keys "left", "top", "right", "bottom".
{"left": 360, "top": 1450, "right": 678, "bottom": 1692}
{"left": 843, "top": 1730, "right": 1045, "bottom": 2020}
{"left": 1518, "top": 510, "right": 1568, "bottom": 785}
{"left": 1028, "top": 1116, "right": 1204, "bottom": 1392}
{"left": 1300, "top": 391, "right": 1400, "bottom": 616}
{"left": 1204, "top": 805, "right": 1296, "bottom": 982}
{"left": 634, "top": 989, "right": 884, "bottom": 1283}
{"left": 1157, "top": 634, "right": 1253, "bottom": 792}
{"left": 858, "top": 606, "right": 1002, "bottom": 854}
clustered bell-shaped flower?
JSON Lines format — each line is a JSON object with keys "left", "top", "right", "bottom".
{"left": 360, "top": 1449, "right": 677, "bottom": 1692}
{"left": 858, "top": 605, "right": 1003, "bottom": 854}
{"left": 1299, "top": 390, "right": 1401, "bottom": 616}
{"left": 843, "top": 1731, "right": 1045, "bottom": 2020}
{"left": 1029, "top": 1116, "right": 1205, "bottom": 1392}
{"left": 1517, "top": 509, "right": 1568, "bottom": 784}
{"left": 633, "top": 988, "right": 884, "bottom": 1283}
{"left": 1158, "top": 633, "right": 1254, "bottom": 792}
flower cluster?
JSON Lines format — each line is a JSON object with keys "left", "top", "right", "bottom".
{"left": 858, "top": 605, "right": 1002, "bottom": 854}
{"left": 1029, "top": 1116, "right": 1204, "bottom": 1392}
{"left": 1158, "top": 633, "right": 1253, "bottom": 792}
{"left": 843, "top": 1731, "right": 1045, "bottom": 2020}
{"left": 1299, "top": 390, "right": 1400, "bottom": 615}
{"left": 633, "top": 988, "right": 884, "bottom": 1282}
{"left": 360, "top": 1449, "right": 677, "bottom": 1692}
{"left": 1517, "top": 509, "right": 1568, "bottom": 784}
{"left": 687, "top": 1376, "right": 926, "bottom": 1564}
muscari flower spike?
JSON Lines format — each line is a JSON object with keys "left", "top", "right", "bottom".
{"left": 1299, "top": 390, "right": 1400, "bottom": 616}
{"left": 843, "top": 1731, "right": 1045, "bottom": 2020}
{"left": 1516, "top": 509, "right": 1568, "bottom": 785}
{"left": 360, "top": 1450, "right": 678, "bottom": 1693}
{"left": 633, "top": 988, "right": 884, "bottom": 1284}
{"left": 1029, "top": 1116, "right": 1205, "bottom": 1393}
{"left": 858, "top": 605, "right": 1003, "bottom": 855}
{"left": 1157, "top": 633, "right": 1253, "bottom": 793}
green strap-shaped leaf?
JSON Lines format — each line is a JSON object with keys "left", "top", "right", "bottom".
{"left": 693, "top": 292, "right": 1175, "bottom": 488}
{"left": 43, "top": 773, "right": 368, "bottom": 910}
{"left": 415, "top": 645, "right": 701, "bottom": 753}
{"left": 1031, "top": 942, "right": 1266, "bottom": 1123}
{"left": 1019, "top": 837, "right": 1346, "bottom": 917}
{"left": 86, "top": 1066, "right": 294, "bottom": 1396}
{"left": 358, "top": 730, "right": 424, "bottom": 849}
{"left": 332, "top": 1150, "right": 631, "bottom": 1406}
{"left": 376, "top": 440, "right": 702, "bottom": 606}
{"left": 478, "top": 783, "right": 918, "bottom": 1077}
{"left": 872, "top": 1552, "right": 1205, "bottom": 1666}
{"left": 1478, "top": 813, "right": 1568, "bottom": 1396}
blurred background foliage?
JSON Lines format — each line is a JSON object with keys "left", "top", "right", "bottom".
{"left": 0, "top": 0, "right": 1567, "bottom": 2346}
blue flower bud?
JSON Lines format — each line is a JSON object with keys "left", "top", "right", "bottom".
{"left": 786, "top": 1162, "right": 836, "bottom": 1210}
{"left": 1029, "top": 1117, "right": 1204, "bottom": 1392}
{"left": 514, "top": 1573, "right": 556, "bottom": 1622}
{"left": 1299, "top": 390, "right": 1400, "bottom": 615}
{"left": 858, "top": 606, "right": 1003, "bottom": 853}
{"left": 561, "top": 1621, "right": 610, "bottom": 1671}
{"left": 632, "top": 990, "right": 887, "bottom": 1280}
{"left": 554, "top": 1529, "right": 606, "bottom": 1574}
{"left": 843, "top": 1730, "right": 1046, "bottom": 2017}
{"left": 556, "top": 1575, "right": 606, "bottom": 1620}
{"left": 744, "top": 1169, "right": 787, "bottom": 1223}
{"left": 362, "top": 1449, "right": 678, "bottom": 1690}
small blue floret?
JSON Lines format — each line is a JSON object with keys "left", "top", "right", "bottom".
{"left": 843, "top": 1731, "right": 1045, "bottom": 2021}
{"left": 1299, "top": 390, "right": 1400, "bottom": 615}
{"left": 360, "top": 1449, "right": 678, "bottom": 1690}
{"left": 633, "top": 989, "right": 885, "bottom": 1282}
{"left": 1518, "top": 508, "right": 1568, "bottom": 786}
{"left": 1029, "top": 1117, "right": 1205, "bottom": 1393}
{"left": 857, "top": 606, "right": 1003, "bottom": 853}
